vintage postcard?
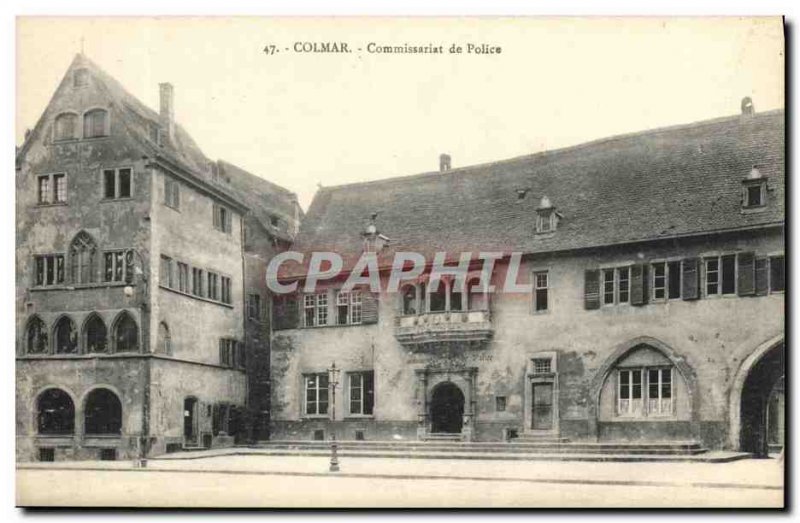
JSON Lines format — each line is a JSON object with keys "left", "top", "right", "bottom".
{"left": 14, "top": 16, "right": 785, "bottom": 508}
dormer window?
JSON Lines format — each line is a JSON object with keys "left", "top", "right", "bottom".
{"left": 742, "top": 166, "right": 767, "bottom": 209}
{"left": 73, "top": 68, "right": 89, "bottom": 88}
{"left": 535, "top": 195, "right": 561, "bottom": 234}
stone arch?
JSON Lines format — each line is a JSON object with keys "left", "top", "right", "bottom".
{"left": 429, "top": 381, "right": 466, "bottom": 433}
{"left": 34, "top": 387, "right": 76, "bottom": 435}
{"left": 82, "top": 386, "right": 123, "bottom": 435}
{"left": 728, "top": 334, "right": 784, "bottom": 451}
{"left": 587, "top": 336, "right": 700, "bottom": 439}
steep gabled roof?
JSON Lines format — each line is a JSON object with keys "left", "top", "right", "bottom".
{"left": 17, "top": 53, "right": 297, "bottom": 227}
{"left": 284, "top": 109, "right": 784, "bottom": 278}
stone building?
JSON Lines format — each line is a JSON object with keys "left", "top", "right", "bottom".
{"left": 15, "top": 54, "right": 299, "bottom": 461}
{"left": 269, "top": 105, "right": 784, "bottom": 455}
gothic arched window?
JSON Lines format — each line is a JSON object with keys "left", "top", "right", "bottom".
{"left": 53, "top": 316, "right": 78, "bottom": 354}
{"left": 69, "top": 231, "right": 97, "bottom": 284}
{"left": 26, "top": 316, "right": 48, "bottom": 354}
{"left": 84, "top": 314, "right": 108, "bottom": 353}
{"left": 37, "top": 389, "right": 75, "bottom": 435}
{"left": 113, "top": 312, "right": 138, "bottom": 353}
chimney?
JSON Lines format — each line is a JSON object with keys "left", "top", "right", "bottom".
{"left": 741, "top": 96, "right": 755, "bottom": 116}
{"left": 159, "top": 82, "right": 175, "bottom": 142}
{"left": 439, "top": 153, "right": 451, "bottom": 172}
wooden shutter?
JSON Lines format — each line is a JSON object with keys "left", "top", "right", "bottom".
{"left": 630, "top": 264, "right": 648, "bottom": 306}
{"left": 755, "top": 257, "right": 769, "bottom": 296}
{"left": 225, "top": 210, "right": 232, "bottom": 233}
{"left": 212, "top": 204, "right": 220, "bottom": 229}
{"left": 584, "top": 270, "right": 600, "bottom": 310}
{"left": 361, "top": 291, "right": 380, "bottom": 324}
{"left": 273, "top": 294, "right": 299, "bottom": 330}
{"left": 218, "top": 339, "right": 225, "bottom": 366}
{"left": 737, "top": 251, "right": 755, "bottom": 296}
{"left": 681, "top": 258, "right": 700, "bottom": 300}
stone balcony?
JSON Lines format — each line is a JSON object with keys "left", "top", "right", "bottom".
{"left": 394, "top": 310, "right": 493, "bottom": 351}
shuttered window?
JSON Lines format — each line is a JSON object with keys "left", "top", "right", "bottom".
{"left": 584, "top": 270, "right": 600, "bottom": 310}
{"left": 681, "top": 258, "right": 700, "bottom": 300}
{"left": 769, "top": 255, "right": 785, "bottom": 292}
{"left": 737, "top": 252, "right": 756, "bottom": 296}
{"left": 755, "top": 257, "right": 769, "bottom": 296}
{"left": 630, "top": 264, "right": 648, "bottom": 305}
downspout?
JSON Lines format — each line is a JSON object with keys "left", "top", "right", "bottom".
{"left": 240, "top": 210, "right": 250, "bottom": 443}
{"left": 139, "top": 161, "right": 156, "bottom": 466}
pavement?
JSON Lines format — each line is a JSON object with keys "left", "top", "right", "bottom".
{"left": 16, "top": 453, "right": 785, "bottom": 508}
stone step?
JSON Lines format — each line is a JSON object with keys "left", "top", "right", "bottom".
{"left": 221, "top": 447, "right": 746, "bottom": 463}
{"left": 256, "top": 440, "right": 707, "bottom": 456}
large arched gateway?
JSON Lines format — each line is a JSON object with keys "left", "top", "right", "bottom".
{"left": 729, "top": 337, "right": 784, "bottom": 457}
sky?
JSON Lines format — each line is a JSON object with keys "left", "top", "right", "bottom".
{"left": 16, "top": 17, "right": 784, "bottom": 210}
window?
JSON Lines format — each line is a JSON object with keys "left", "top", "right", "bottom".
{"left": 177, "top": 262, "right": 189, "bottom": 293}
{"left": 54, "top": 316, "right": 78, "bottom": 354}
{"left": 37, "top": 389, "right": 75, "bottom": 435}
{"left": 495, "top": 396, "right": 507, "bottom": 412}
{"left": 618, "top": 369, "right": 643, "bottom": 417}
{"left": 34, "top": 254, "right": 65, "bottom": 286}
{"left": 401, "top": 286, "right": 417, "bottom": 315}
{"left": 247, "top": 294, "right": 262, "bottom": 320}
{"left": 192, "top": 268, "right": 204, "bottom": 297}
{"left": 84, "top": 389, "right": 122, "bottom": 435}
{"left": 207, "top": 272, "right": 219, "bottom": 301}
{"left": 348, "top": 371, "right": 374, "bottom": 415}
{"left": 602, "top": 269, "right": 615, "bottom": 305}
{"left": 305, "top": 373, "right": 329, "bottom": 416}
{"left": 37, "top": 176, "right": 50, "bottom": 204}
{"left": 742, "top": 180, "right": 767, "bottom": 208}
{"left": 37, "top": 173, "right": 67, "bottom": 204}
{"left": 103, "top": 250, "right": 133, "bottom": 283}
{"left": 113, "top": 312, "right": 138, "bottom": 353}
{"left": 73, "top": 68, "right": 88, "bottom": 87}
{"left": 160, "top": 255, "right": 173, "bottom": 288}
{"left": 533, "top": 271, "right": 549, "bottom": 312}
{"left": 618, "top": 267, "right": 630, "bottom": 303}
{"left": 770, "top": 256, "right": 785, "bottom": 292}
{"left": 652, "top": 262, "right": 666, "bottom": 300}
{"left": 213, "top": 204, "right": 232, "bottom": 233}
{"left": 667, "top": 261, "right": 681, "bottom": 299}
{"left": 158, "top": 322, "right": 171, "bottom": 355}
{"left": 533, "top": 358, "right": 551, "bottom": 375}
{"left": 164, "top": 177, "right": 180, "bottom": 209}
{"left": 219, "top": 339, "right": 237, "bottom": 367}
{"left": 84, "top": 315, "right": 107, "bottom": 353}
{"left": 26, "top": 316, "right": 49, "bottom": 354}
{"left": 83, "top": 109, "right": 108, "bottom": 138}
{"left": 103, "top": 168, "right": 132, "bottom": 199}
{"left": 337, "top": 291, "right": 362, "bottom": 325}
{"left": 220, "top": 276, "right": 232, "bottom": 305}
{"left": 304, "top": 292, "right": 328, "bottom": 327}
{"left": 618, "top": 367, "right": 673, "bottom": 417}
{"left": 705, "top": 257, "right": 719, "bottom": 295}
{"left": 721, "top": 255, "right": 736, "bottom": 295}
{"left": 647, "top": 368, "right": 673, "bottom": 416}
{"left": 69, "top": 232, "right": 97, "bottom": 284}
{"left": 54, "top": 113, "right": 78, "bottom": 141}
{"left": 428, "top": 280, "right": 446, "bottom": 312}
{"left": 53, "top": 174, "right": 67, "bottom": 203}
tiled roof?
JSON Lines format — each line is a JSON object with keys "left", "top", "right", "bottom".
{"left": 284, "top": 109, "right": 784, "bottom": 278}
{"left": 216, "top": 160, "right": 300, "bottom": 241}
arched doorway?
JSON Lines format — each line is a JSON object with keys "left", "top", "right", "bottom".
{"left": 430, "top": 382, "right": 464, "bottom": 434}
{"left": 738, "top": 342, "right": 784, "bottom": 457}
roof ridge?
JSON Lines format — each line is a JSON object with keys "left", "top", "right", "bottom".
{"left": 312, "top": 108, "right": 785, "bottom": 194}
